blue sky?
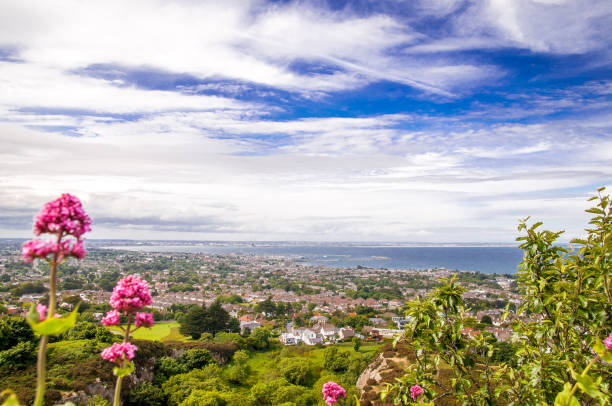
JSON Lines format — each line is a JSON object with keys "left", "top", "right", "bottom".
{"left": 0, "top": 0, "right": 611, "bottom": 242}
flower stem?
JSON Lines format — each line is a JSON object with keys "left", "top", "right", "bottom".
{"left": 33, "top": 335, "right": 49, "bottom": 406}
{"left": 33, "top": 235, "right": 60, "bottom": 406}
{"left": 113, "top": 376, "right": 123, "bottom": 406}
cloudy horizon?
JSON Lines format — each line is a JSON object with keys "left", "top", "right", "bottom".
{"left": 1, "top": 0, "right": 611, "bottom": 242}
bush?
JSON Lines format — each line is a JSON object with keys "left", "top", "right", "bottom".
{"left": 0, "top": 317, "right": 36, "bottom": 351}
{"left": 162, "top": 365, "right": 226, "bottom": 406}
{"left": 179, "top": 348, "right": 215, "bottom": 370}
{"left": 279, "top": 357, "right": 313, "bottom": 386}
{"left": 0, "top": 341, "right": 36, "bottom": 369}
{"left": 125, "top": 382, "right": 167, "bottom": 406}
{"left": 154, "top": 356, "right": 187, "bottom": 384}
{"left": 323, "top": 347, "right": 349, "bottom": 372}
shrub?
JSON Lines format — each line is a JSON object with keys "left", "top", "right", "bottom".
{"left": 179, "top": 348, "right": 215, "bottom": 370}
{"left": 279, "top": 357, "right": 313, "bottom": 386}
{"left": 154, "top": 356, "right": 187, "bottom": 384}
{"left": 0, "top": 341, "right": 37, "bottom": 370}
{"left": 125, "top": 382, "right": 167, "bottom": 406}
{"left": 0, "top": 317, "right": 36, "bottom": 351}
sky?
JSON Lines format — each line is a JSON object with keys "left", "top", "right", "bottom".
{"left": 0, "top": 0, "right": 611, "bottom": 242}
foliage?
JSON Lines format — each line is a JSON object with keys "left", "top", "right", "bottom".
{"left": 85, "top": 395, "right": 110, "bottom": 406}
{"left": 226, "top": 349, "right": 250, "bottom": 384}
{"left": 383, "top": 189, "right": 612, "bottom": 405}
{"left": 352, "top": 336, "right": 361, "bottom": 352}
{"left": 323, "top": 347, "right": 350, "bottom": 373}
{"left": 279, "top": 357, "right": 313, "bottom": 386}
{"left": 162, "top": 364, "right": 226, "bottom": 406}
{"left": 179, "top": 303, "right": 233, "bottom": 339}
{"left": 178, "top": 348, "right": 215, "bottom": 370}
{"left": 86, "top": 395, "right": 111, "bottom": 406}
{"left": 0, "top": 341, "right": 37, "bottom": 370}
{"left": 247, "top": 327, "right": 270, "bottom": 350}
{"left": 250, "top": 377, "right": 312, "bottom": 406}
{"left": 125, "top": 382, "right": 167, "bottom": 406}
{"left": 154, "top": 356, "right": 187, "bottom": 384}
{"left": 214, "top": 332, "right": 247, "bottom": 349}
{"left": 0, "top": 318, "right": 36, "bottom": 351}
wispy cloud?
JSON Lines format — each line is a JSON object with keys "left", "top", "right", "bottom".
{"left": 0, "top": 0, "right": 611, "bottom": 241}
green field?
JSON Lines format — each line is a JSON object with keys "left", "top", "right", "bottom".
{"left": 111, "top": 322, "right": 186, "bottom": 341}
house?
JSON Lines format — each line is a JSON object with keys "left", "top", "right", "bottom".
{"left": 279, "top": 332, "right": 301, "bottom": 345}
{"left": 301, "top": 328, "right": 324, "bottom": 345}
{"left": 313, "top": 323, "right": 338, "bottom": 342}
{"left": 310, "top": 315, "right": 329, "bottom": 323}
{"left": 338, "top": 327, "right": 355, "bottom": 340}
{"left": 392, "top": 316, "right": 412, "bottom": 329}
{"left": 240, "top": 320, "right": 261, "bottom": 334}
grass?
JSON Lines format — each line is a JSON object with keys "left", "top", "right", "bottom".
{"left": 110, "top": 322, "right": 187, "bottom": 341}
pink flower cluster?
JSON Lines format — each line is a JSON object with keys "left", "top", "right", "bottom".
{"left": 33, "top": 193, "right": 91, "bottom": 238}
{"left": 410, "top": 385, "right": 424, "bottom": 402}
{"left": 604, "top": 332, "right": 612, "bottom": 351}
{"left": 22, "top": 239, "right": 86, "bottom": 263}
{"left": 101, "top": 342, "right": 138, "bottom": 363}
{"left": 134, "top": 312, "right": 154, "bottom": 328}
{"left": 101, "top": 310, "right": 120, "bottom": 326}
{"left": 109, "top": 275, "right": 153, "bottom": 312}
{"left": 101, "top": 276, "right": 154, "bottom": 368}
{"left": 322, "top": 381, "right": 346, "bottom": 406}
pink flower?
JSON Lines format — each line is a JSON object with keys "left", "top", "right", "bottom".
{"left": 109, "top": 275, "right": 152, "bottom": 312}
{"left": 22, "top": 238, "right": 87, "bottom": 262}
{"left": 33, "top": 193, "right": 91, "bottom": 238}
{"left": 322, "top": 381, "right": 346, "bottom": 406}
{"left": 134, "top": 312, "right": 154, "bottom": 328}
{"left": 604, "top": 332, "right": 612, "bottom": 351}
{"left": 59, "top": 239, "right": 87, "bottom": 259}
{"left": 36, "top": 304, "right": 47, "bottom": 321}
{"left": 22, "top": 240, "right": 59, "bottom": 263}
{"left": 101, "top": 310, "right": 120, "bottom": 326}
{"left": 410, "top": 385, "right": 424, "bottom": 402}
{"left": 101, "top": 342, "right": 138, "bottom": 363}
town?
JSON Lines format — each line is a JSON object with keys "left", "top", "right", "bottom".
{"left": 0, "top": 239, "right": 519, "bottom": 344}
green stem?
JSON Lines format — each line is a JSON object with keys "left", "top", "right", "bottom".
{"left": 33, "top": 335, "right": 49, "bottom": 406}
{"left": 33, "top": 234, "right": 61, "bottom": 406}
{"left": 111, "top": 315, "right": 133, "bottom": 406}
{"left": 113, "top": 376, "right": 123, "bottom": 406}
{"left": 566, "top": 355, "right": 599, "bottom": 403}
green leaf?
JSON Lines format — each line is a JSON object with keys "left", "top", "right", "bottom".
{"left": 113, "top": 361, "right": 135, "bottom": 377}
{"left": 29, "top": 305, "right": 79, "bottom": 336}
{"left": 554, "top": 383, "right": 579, "bottom": 406}
{"left": 0, "top": 390, "right": 21, "bottom": 406}
{"left": 576, "top": 375, "right": 602, "bottom": 399}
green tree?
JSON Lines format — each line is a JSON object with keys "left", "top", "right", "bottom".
{"left": 383, "top": 189, "right": 612, "bottom": 405}
{"left": 247, "top": 327, "right": 270, "bottom": 350}
{"left": 204, "top": 301, "right": 230, "bottom": 335}
{"left": 279, "top": 358, "right": 313, "bottom": 386}
{"left": 125, "top": 382, "right": 167, "bottom": 406}
{"left": 179, "top": 348, "right": 215, "bottom": 370}
{"left": 323, "top": 347, "right": 349, "bottom": 372}
{"left": 179, "top": 306, "right": 207, "bottom": 339}
{"left": 226, "top": 349, "right": 250, "bottom": 384}
{"left": 352, "top": 336, "right": 361, "bottom": 352}
{"left": 154, "top": 356, "right": 187, "bottom": 385}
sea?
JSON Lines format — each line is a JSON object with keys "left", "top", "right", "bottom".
{"left": 103, "top": 243, "right": 524, "bottom": 275}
